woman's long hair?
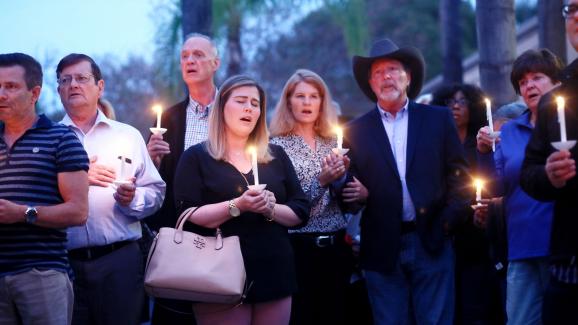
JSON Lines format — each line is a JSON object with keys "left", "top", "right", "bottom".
{"left": 269, "top": 69, "right": 338, "bottom": 138}
{"left": 206, "top": 75, "right": 272, "bottom": 162}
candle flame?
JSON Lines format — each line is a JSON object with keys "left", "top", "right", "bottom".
{"left": 334, "top": 126, "right": 343, "bottom": 136}
{"left": 152, "top": 104, "right": 162, "bottom": 114}
{"left": 484, "top": 98, "right": 491, "bottom": 108}
{"left": 556, "top": 96, "right": 565, "bottom": 109}
{"left": 474, "top": 178, "right": 483, "bottom": 189}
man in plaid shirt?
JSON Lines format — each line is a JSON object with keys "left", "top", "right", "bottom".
{"left": 145, "top": 33, "right": 220, "bottom": 325}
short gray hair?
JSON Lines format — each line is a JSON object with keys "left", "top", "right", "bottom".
{"left": 183, "top": 33, "right": 219, "bottom": 57}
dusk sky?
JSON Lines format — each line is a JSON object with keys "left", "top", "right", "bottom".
{"left": 1, "top": 0, "right": 160, "bottom": 63}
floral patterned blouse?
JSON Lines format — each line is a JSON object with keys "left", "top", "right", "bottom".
{"left": 270, "top": 134, "right": 347, "bottom": 233}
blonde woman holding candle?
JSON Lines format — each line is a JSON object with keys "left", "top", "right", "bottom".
{"left": 269, "top": 69, "right": 367, "bottom": 325}
{"left": 173, "top": 75, "right": 310, "bottom": 325}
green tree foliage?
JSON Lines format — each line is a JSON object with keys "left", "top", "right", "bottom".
{"left": 152, "top": 0, "right": 184, "bottom": 105}
{"left": 251, "top": 8, "right": 371, "bottom": 118}
{"left": 98, "top": 55, "right": 164, "bottom": 137}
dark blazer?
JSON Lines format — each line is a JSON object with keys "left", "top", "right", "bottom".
{"left": 145, "top": 98, "right": 189, "bottom": 231}
{"left": 521, "top": 59, "right": 578, "bottom": 260}
{"left": 345, "top": 102, "right": 470, "bottom": 273}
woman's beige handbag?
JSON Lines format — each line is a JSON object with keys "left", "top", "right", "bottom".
{"left": 144, "top": 207, "right": 246, "bottom": 304}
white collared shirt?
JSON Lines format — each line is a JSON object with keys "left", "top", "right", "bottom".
{"left": 378, "top": 99, "right": 416, "bottom": 222}
{"left": 61, "top": 110, "right": 166, "bottom": 249}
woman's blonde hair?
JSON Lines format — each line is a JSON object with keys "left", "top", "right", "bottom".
{"left": 98, "top": 98, "right": 116, "bottom": 120}
{"left": 269, "top": 69, "right": 338, "bottom": 138}
{"left": 206, "top": 75, "right": 272, "bottom": 162}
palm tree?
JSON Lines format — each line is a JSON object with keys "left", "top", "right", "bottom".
{"left": 440, "top": 0, "right": 463, "bottom": 84}
{"left": 475, "top": 0, "right": 517, "bottom": 108}
{"left": 181, "top": 0, "right": 212, "bottom": 37}
{"left": 538, "top": 0, "right": 567, "bottom": 63}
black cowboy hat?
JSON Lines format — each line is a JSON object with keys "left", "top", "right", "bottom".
{"left": 352, "top": 38, "right": 425, "bottom": 101}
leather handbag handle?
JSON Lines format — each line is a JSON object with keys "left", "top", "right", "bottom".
{"left": 173, "top": 206, "right": 223, "bottom": 249}
{"left": 176, "top": 206, "right": 200, "bottom": 230}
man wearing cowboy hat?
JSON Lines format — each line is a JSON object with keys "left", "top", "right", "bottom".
{"left": 343, "top": 38, "right": 470, "bottom": 324}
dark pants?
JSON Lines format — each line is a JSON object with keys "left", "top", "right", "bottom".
{"left": 542, "top": 276, "right": 578, "bottom": 325}
{"left": 151, "top": 298, "right": 196, "bottom": 325}
{"left": 454, "top": 261, "right": 505, "bottom": 325}
{"left": 289, "top": 230, "right": 354, "bottom": 325}
{"left": 69, "top": 241, "right": 143, "bottom": 325}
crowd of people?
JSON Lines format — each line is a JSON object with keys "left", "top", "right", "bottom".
{"left": 1, "top": 1, "right": 578, "bottom": 324}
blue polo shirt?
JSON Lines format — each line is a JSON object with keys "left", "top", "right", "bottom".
{"left": 479, "top": 110, "right": 553, "bottom": 261}
{"left": 0, "top": 115, "right": 89, "bottom": 277}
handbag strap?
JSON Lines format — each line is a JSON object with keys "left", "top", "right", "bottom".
{"left": 176, "top": 206, "right": 200, "bottom": 230}
{"left": 173, "top": 206, "right": 223, "bottom": 248}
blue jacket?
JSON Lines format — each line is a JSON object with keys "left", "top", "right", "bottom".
{"left": 479, "top": 110, "right": 553, "bottom": 260}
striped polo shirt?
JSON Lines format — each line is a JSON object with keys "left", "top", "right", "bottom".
{"left": 0, "top": 114, "right": 89, "bottom": 277}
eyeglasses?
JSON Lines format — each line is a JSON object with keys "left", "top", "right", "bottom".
{"left": 562, "top": 4, "right": 578, "bottom": 19}
{"left": 445, "top": 98, "right": 469, "bottom": 107}
{"left": 57, "top": 73, "right": 94, "bottom": 86}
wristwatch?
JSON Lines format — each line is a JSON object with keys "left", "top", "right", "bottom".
{"left": 25, "top": 206, "right": 38, "bottom": 224}
{"left": 228, "top": 200, "right": 240, "bottom": 217}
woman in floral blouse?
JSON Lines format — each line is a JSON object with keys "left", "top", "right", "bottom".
{"left": 270, "top": 69, "right": 367, "bottom": 325}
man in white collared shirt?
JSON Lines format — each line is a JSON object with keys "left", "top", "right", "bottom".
{"left": 56, "top": 53, "right": 166, "bottom": 325}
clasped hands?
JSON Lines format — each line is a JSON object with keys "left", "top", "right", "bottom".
{"left": 88, "top": 155, "right": 136, "bottom": 206}
{"left": 236, "top": 188, "right": 276, "bottom": 218}
{"left": 319, "top": 152, "right": 368, "bottom": 203}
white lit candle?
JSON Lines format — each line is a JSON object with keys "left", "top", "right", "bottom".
{"left": 152, "top": 104, "right": 162, "bottom": 129}
{"left": 248, "top": 146, "right": 259, "bottom": 185}
{"left": 117, "top": 140, "right": 131, "bottom": 181}
{"left": 474, "top": 179, "right": 483, "bottom": 202}
{"left": 119, "top": 155, "right": 126, "bottom": 180}
{"left": 335, "top": 126, "right": 343, "bottom": 150}
{"left": 485, "top": 98, "right": 494, "bottom": 133}
{"left": 556, "top": 96, "right": 567, "bottom": 143}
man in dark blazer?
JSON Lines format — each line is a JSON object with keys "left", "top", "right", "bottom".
{"left": 344, "top": 38, "right": 470, "bottom": 324}
{"left": 145, "top": 33, "right": 220, "bottom": 325}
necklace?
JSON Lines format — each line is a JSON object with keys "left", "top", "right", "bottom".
{"left": 238, "top": 170, "right": 250, "bottom": 187}
{"left": 225, "top": 158, "right": 251, "bottom": 188}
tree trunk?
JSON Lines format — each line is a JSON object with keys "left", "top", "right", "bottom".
{"left": 440, "top": 0, "right": 463, "bottom": 84}
{"left": 226, "top": 10, "right": 243, "bottom": 77}
{"left": 475, "top": 0, "right": 517, "bottom": 109}
{"left": 538, "top": 0, "right": 567, "bottom": 63}
{"left": 181, "top": 0, "right": 212, "bottom": 37}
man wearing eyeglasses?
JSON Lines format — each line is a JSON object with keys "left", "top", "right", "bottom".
{"left": 521, "top": 1, "right": 578, "bottom": 323}
{"left": 0, "top": 53, "right": 89, "bottom": 325}
{"left": 56, "top": 53, "right": 166, "bottom": 325}
{"left": 144, "top": 33, "right": 220, "bottom": 324}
